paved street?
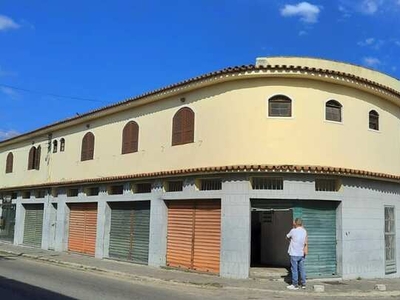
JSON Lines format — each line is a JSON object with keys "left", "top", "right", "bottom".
{"left": 0, "top": 254, "right": 398, "bottom": 300}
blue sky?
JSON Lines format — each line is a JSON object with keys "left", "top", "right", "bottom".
{"left": 1, "top": 0, "right": 400, "bottom": 140}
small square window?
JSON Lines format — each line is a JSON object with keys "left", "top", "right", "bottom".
{"left": 315, "top": 179, "right": 340, "bottom": 192}
{"left": 199, "top": 179, "right": 222, "bottom": 191}
{"left": 109, "top": 185, "right": 124, "bottom": 195}
{"left": 252, "top": 177, "right": 283, "bottom": 190}
{"left": 134, "top": 183, "right": 152, "bottom": 194}
{"left": 35, "top": 190, "right": 46, "bottom": 198}
{"left": 166, "top": 181, "right": 183, "bottom": 192}
{"left": 67, "top": 188, "right": 79, "bottom": 197}
{"left": 85, "top": 187, "right": 99, "bottom": 196}
{"left": 22, "top": 191, "right": 31, "bottom": 199}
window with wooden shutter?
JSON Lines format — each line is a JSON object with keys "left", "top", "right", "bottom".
{"left": 326, "top": 100, "right": 342, "bottom": 122}
{"left": 172, "top": 107, "right": 194, "bottom": 146}
{"left": 28, "top": 147, "right": 36, "bottom": 170}
{"left": 369, "top": 110, "right": 379, "bottom": 130}
{"left": 60, "top": 138, "right": 65, "bottom": 152}
{"left": 5, "top": 152, "right": 13, "bottom": 173}
{"left": 81, "top": 132, "right": 95, "bottom": 161}
{"left": 34, "top": 146, "right": 41, "bottom": 170}
{"left": 268, "top": 95, "right": 292, "bottom": 117}
{"left": 53, "top": 140, "right": 58, "bottom": 153}
{"left": 122, "top": 121, "right": 139, "bottom": 154}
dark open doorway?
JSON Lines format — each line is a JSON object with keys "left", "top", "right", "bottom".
{"left": 251, "top": 208, "right": 293, "bottom": 268}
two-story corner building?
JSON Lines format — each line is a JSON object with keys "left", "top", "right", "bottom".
{"left": 0, "top": 56, "right": 399, "bottom": 280}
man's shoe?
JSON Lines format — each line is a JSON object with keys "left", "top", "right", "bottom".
{"left": 286, "top": 284, "right": 299, "bottom": 290}
{"left": 301, "top": 285, "right": 306, "bottom": 289}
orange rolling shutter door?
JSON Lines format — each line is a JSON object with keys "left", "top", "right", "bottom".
{"left": 167, "top": 201, "right": 194, "bottom": 270}
{"left": 68, "top": 203, "right": 97, "bottom": 256}
{"left": 166, "top": 200, "right": 221, "bottom": 274}
{"left": 193, "top": 200, "right": 221, "bottom": 273}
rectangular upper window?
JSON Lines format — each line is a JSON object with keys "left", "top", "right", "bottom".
{"left": 315, "top": 178, "right": 340, "bottom": 192}
{"left": 67, "top": 188, "right": 79, "bottom": 197}
{"left": 252, "top": 177, "right": 283, "bottom": 190}
{"left": 199, "top": 179, "right": 222, "bottom": 191}
{"left": 134, "top": 183, "right": 152, "bottom": 194}
{"left": 22, "top": 191, "right": 31, "bottom": 199}
{"left": 166, "top": 180, "right": 183, "bottom": 192}
{"left": 109, "top": 185, "right": 124, "bottom": 195}
{"left": 85, "top": 187, "right": 99, "bottom": 196}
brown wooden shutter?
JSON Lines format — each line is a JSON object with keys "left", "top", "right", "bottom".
{"left": 34, "top": 146, "right": 41, "bottom": 170}
{"left": 28, "top": 147, "right": 35, "bottom": 170}
{"left": 81, "top": 132, "right": 94, "bottom": 161}
{"left": 122, "top": 121, "right": 139, "bottom": 154}
{"left": 6, "top": 152, "right": 13, "bottom": 173}
{"left": 172, "top": 108, "right": 194, "bottom": 146}
{"left": 183, "top": 108, "right": 194, "bottom": 144}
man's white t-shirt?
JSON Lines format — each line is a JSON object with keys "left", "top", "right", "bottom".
{"left": 287, "top": 227, "right": 307, "bottom": 256}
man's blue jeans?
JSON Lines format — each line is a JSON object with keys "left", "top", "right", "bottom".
{"left": 290, "top": 256, "right": 306, "bottom": 286}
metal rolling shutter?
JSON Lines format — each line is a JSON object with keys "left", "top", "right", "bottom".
{"left": 193, "top": 200, "right": 221, "bottom": 273}
{"left": 23, "top": 204, "right": 44, "bottom": 247}
{"left": 301, "top": 201, "right": 337, "bottom": 278}
{"left": 68, "top": 203, "right": 97, "bottom": 256}
{"left": 132, "top": 201, "right": 150, "bottom": 264}
{"left": 167, "top": 200, "right": 221, "bottom": 274}
{"left": 109, "top": 201, "right": 150, "bottom": 264}
{"left": 167, "top": 200, "right": 195, "bottom": 270}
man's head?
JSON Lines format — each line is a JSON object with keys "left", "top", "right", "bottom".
{"left": 294, "top": 218, "right": 303, "bottom": 227}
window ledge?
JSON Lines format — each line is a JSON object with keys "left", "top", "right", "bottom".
{"left": 324, "top": 120, "right": 344, "bottom": 125}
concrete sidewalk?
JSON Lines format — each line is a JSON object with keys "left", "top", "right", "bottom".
{"left": 0, "top": 242, "right": 399, "bottom": 298}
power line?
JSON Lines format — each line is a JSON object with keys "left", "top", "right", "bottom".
{"left": 0, "top": 83, "right": 106, "bottom": 103}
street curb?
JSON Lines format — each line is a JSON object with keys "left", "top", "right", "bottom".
{"left": 1, "top": 249, "right": 400, "bottom": 298}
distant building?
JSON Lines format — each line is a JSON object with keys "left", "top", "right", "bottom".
{"left": 0, "top": 57, "right": 399, "bottom": 279}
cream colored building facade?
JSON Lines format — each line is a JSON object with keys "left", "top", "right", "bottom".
{"left": 0, "top": 57, "right": 399, "bottom": 280}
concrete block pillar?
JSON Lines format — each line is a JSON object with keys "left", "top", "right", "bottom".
{"left": 220, "top": 175, "right": 251, "bottom": 279}
{"left": 95, "top": 186, "right": 111, "bottom": 259}
{"left": 42, "top": 193, "right": 52, "bottom": 249}
{"left": 148, "top": 180, "right": 168, "bottom": 267}
{"left": 55, "top": 190, "right": 70, "bottom": 252}
{"left": 14, "top": 200, "right": 26, "bottom": 245}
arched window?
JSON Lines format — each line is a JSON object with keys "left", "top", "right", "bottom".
{"left": 268, "top": 95, "right": 292, "bottom": 117}
{"left": 81, "top": 132, "right": 95, "bottom": 161}
{"left": 122, "top": 121, "right": 139, "bottom": 154}
{"left": 53, "top": 140, "right": 58, "bottom": 153}
{"left": 369, "top": 110, "right": 379, "bottom": 130}
{"left": 172, "top": 107, "right": 195, "bottom": 146}
{"left": 5, "top": 152, "right": 13, "bottom": 173}
{"left": 326, "top": 100, "right": 342, "bottom": 122}
{"left": 28, "top": 146, "right": 41, "bottom": 170}
{"left": 60, "top": 138, "right": 65, "bottom": 152}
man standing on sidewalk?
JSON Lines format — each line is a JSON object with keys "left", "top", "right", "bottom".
{"left": 286, "top": 218, "right": 308, "bottom": 290}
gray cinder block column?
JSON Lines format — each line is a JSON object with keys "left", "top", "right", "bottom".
{"left": 54, "top": 190, "right": 69, "bottom": 252}
{"left": 14, "top": 199, "right": 25, "bottom": 245}
{"left": 95, "top": 186, "right": 110, "bottom": 259}
{"left": 148, "top": 180, "right": 168, "bottom": 267}
{"left": 42, "top": 193, "right": 52, "bottom": 249}
{"left": 220, "top": 175, "right": 251, "bottom": 279}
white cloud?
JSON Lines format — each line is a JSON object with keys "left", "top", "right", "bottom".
{"left": 0, "top": 86, "right": 19, "bottom": 99}
{"left": 299, "top": 30, "right": 307, "bottom": 36}
{"left": 0, "top": 15, "right": 20, "bottom": 31}
{"left": 338, "top": 5, "right": 352, "bottom": 17}
{"left": 280, "top": 2, "right": 321, "bottom": 23}
{"left": 358, "top": 37, "right": 384, "bottom": 49}
{"left": 363, "top": 57, "right": 381, "bottom": 67}
{"left": 0, "top": 129, "right": 19, "bottom": 140}
{"left": 360, "top": 0, "right": 382, "bottom": 14}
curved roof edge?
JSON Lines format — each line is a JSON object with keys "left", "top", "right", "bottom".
{"left": 256, "top": 56, "right": 400, "bottom": 90}
{"left": 0, "top": 164, "right": 399, "bottom": 192}
{"left": 1, "top": 56, "right": 400, "bottom": 147}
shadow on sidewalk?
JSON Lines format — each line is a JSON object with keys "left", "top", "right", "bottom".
{"left": 0, "top": 275, "right": 77, "bottom": 300}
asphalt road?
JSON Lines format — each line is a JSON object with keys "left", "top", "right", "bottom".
{"left": 0, "top": 254, "right": 397, "bottom": 300}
